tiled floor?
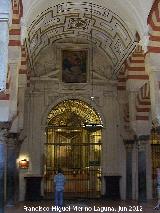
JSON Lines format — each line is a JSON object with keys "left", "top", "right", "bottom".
{"left": 5, "top": 199, "right": 159, "bottom": 213}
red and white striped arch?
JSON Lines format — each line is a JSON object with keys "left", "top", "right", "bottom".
{"left": 126, "top": 45, "right": 148, "bottom": 81}
{"left": 136, "top": 82, "right": 151, "bottom": 121}
{"left": 147, "top": 0, "right": 160, "bottom": 53}
{"left": 117, "top": 63, "right": 127, "bottom": 91}
{"left": 0, "top": 0, "right": 30, "bottom": 102}
{"left": 19, "top": 45, "right": 30, "bottom": 87}
{"left": 117, "top": 45, "right": 148, "bottom": 91}
{"left": 9, "top": 0, "right": 23, "bottom": 47}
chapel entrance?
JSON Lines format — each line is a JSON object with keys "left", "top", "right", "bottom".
{"left": 44, "top": 99, "right": 102, "bottom": 198}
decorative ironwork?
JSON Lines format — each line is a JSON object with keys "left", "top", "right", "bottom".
{"left": 44, "top": 127, "right": 102, "bottom": 198}
{"left": 47, "top": 99, "right": 102, "bottom": 127}
{"left": 151, "top": 127, "right": 160, "bottom": 198}
{"left": 45, "top": 99, "right": 102, "bottom": 198}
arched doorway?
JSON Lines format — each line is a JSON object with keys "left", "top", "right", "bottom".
{"left": 44, "top": 99, "right": 103, "bottom": 198}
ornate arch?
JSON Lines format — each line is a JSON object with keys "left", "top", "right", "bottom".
{"left": 41, "top": 95, "right": 106, "bottom": 128}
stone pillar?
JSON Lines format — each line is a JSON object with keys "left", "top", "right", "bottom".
{"left": 132, "top": 134, "right": 151, "bottom": 201}
{"left": 6, "top": 134, "right": 18, "bottom": 206}
{"left": 0, "top": 0, "right": 10, "bottom": 91}
{"left": 137, "top": 135, "right": 150, "bottom": 202}
{"left": 0, "top": 122, "right": 9, "bottom": 213}
{"left": 124, "top": 139, "right": 134, "bottom": 200}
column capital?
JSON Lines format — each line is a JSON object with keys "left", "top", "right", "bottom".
{"left": 0, "top": 121, "right": 10, "bottom": 129}
{"left": 123, "top": 139, "right": 135, "bottom": 150}
{"left": 0, "top": 122, "right": 10, "bottom": 144}
{"left": 6, "top": 133, "right": 18, "bottom": 146}
{"left": 134, "top": 135, "right": 149, "bottom": 151}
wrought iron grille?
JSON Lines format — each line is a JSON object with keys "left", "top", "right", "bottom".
{"left": 44, "top": 127, "right": 102, "bottom": 199}
{"left": 44, "top": 99, "right": 102, "bottom": 199}
{"left": 151, "top": 128, "right": 160, "bottom": 198}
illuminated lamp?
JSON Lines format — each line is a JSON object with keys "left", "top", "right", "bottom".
{"left": 19, "top": 159, "right": 29, "bottom": 169}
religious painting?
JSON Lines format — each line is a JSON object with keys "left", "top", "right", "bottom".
{"left": 62, "top": 50, "right": 87, "bottom": 83}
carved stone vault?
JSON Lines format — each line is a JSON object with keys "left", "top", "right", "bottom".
{"left": 25, "top": 1, "right": 137, "bottom": 79}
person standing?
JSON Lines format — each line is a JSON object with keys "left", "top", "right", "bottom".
{"left": 54, "top": 168, "right": 66, "bottom": 207}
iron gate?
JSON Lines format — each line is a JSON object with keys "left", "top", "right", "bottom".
{"left": 151, "top": 128, "right": 160, "bottom": 198}
{"left": 44, "top": 127, "right": 102, "bottom": 199}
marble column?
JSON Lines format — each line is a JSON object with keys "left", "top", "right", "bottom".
{"left": 0, "top": 122, "right": 9, "bottom": 213}
{"left": 124, "top": 139, "right": 134, "bottom": 200}
{"left": 0, "top": 0, "right": 10, "bottom": 91}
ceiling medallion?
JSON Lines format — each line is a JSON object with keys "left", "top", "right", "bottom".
{"left": 68, "top": 17, "right": 90, "bottom": 30}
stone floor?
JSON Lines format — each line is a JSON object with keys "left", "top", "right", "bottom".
{"left": 5, "top": 199, "right": 160, "bottom": 213}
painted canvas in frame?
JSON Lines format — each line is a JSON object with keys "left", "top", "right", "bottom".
{"left": 62, "top": 49, "right": 87, "bottom": 83}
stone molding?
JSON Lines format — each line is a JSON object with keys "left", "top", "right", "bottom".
{"left": 0, "top": 122, "right": 9, "bottom": 129}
